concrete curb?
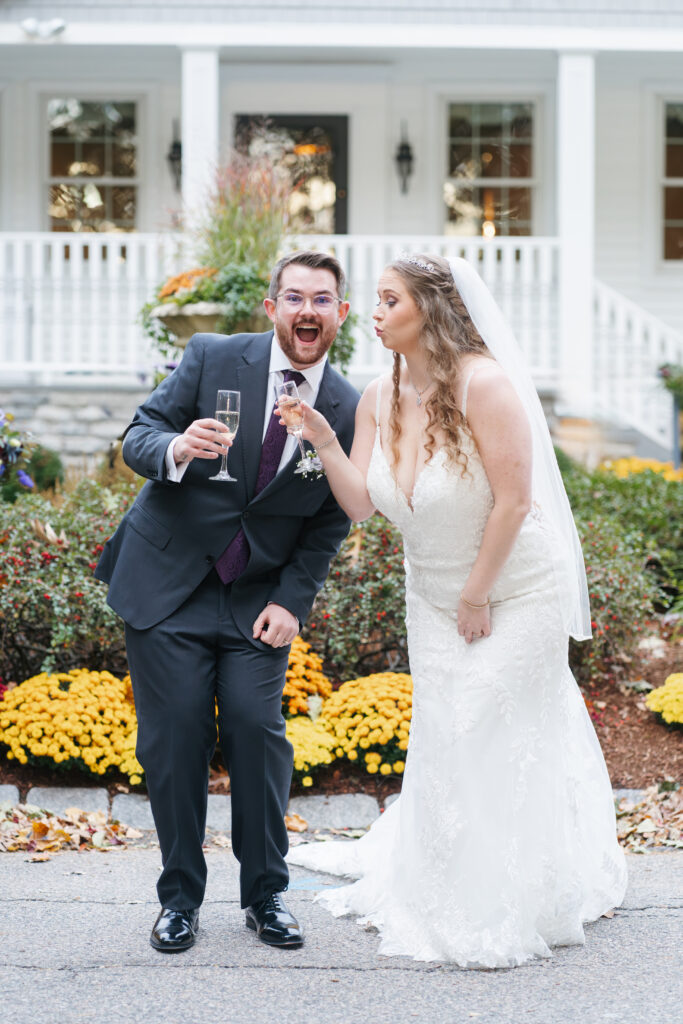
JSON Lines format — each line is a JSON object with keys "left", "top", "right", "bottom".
{"left": 0, "top": 785, "right": 646, "bottom": 833}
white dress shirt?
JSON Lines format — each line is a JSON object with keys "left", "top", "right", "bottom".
{"left": 165, "top": 335, "right": 327, "bottom": 482}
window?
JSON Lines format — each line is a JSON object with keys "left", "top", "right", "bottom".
{"left": 444, "top": 102, "right": 534, "bottom": 238}
{"left": 235, "top": 115, "right": 348, "bottom": 234}
{"left": 664, "top": 102, "right": 683, "bottom": 260}
{"left": 47, "top": 99, "right": 138, "bottom": 232}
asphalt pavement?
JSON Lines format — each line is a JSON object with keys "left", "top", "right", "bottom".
{"left": 1, "top": 814, "right": 681, "bottom": 1024}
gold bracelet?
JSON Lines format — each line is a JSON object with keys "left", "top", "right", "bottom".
{"left": 315, "top": 432, "right": 337, "bottom": 452}
{"left": 460, "top": 594, "right": 490, "bottom": 609}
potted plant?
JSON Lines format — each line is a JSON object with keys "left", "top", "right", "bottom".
{"left": 141, "top": 146, "right": 357, "bottom": 375}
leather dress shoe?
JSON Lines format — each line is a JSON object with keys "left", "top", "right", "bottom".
{"left": 246, "top": 891, "right": 303, "bottom": 948}
{"left": 150, "top": 907, "right": 199, "bottom": 952}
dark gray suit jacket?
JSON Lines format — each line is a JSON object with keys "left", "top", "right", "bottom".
{"left": 95, "top": 331, "right": 359, "bottom": 640}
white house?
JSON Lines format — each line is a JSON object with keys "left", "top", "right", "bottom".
{"left": 0, "top": 1, "right": 682, "bottom": 463}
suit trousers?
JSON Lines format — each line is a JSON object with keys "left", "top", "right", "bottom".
{"left": 124, "top": 570, "right": 293, "bottom": 910}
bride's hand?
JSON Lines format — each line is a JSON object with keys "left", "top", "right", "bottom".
{"left": 457, "top": 600, "right": 492, "bottom": 644}
{"left": 275, "top": 400, "right": 335, "bottom": 447}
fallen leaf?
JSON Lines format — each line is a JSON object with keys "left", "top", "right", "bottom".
{"left": 285, "top": 813, "right": 308, "bottom": 832}
{"left": 601, "top": 909, "right": 615, "bottom": 919}
{"left": 29, "top": 852, "right": 51, "bottom": 862}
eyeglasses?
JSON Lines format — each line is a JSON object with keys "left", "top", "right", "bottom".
{"left": 275, "top": 292, "right": 341, "bottom": 310}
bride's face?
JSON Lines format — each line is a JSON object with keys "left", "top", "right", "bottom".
{"left": 373, "top": 270, "right": 422, "bottom": 353}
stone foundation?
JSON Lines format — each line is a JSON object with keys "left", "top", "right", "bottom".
{"left": 0, "top": 383, "right": 150, "bottom": 467}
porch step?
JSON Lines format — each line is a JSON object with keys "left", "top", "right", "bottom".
{"left": 552, "top": 417, "right": 637, "bottom": 469}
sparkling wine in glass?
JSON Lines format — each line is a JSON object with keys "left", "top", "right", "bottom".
{"left": 209, "top": 389, "right": 240, "bottom": 482}
{"left": 276, "top": 380, "right": 323, "bottom": 474}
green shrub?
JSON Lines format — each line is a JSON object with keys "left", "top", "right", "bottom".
{"left": 302, "top": 515, "right": 408, "bottom": 681}
{"left": 0, "top": 479, "right": 133, "bottom": 685}
{"left": 570, "top": 511, "right": 662, "bottom": 686}
{"left": 563, "top": 462, "right": 683, "bottom": 606}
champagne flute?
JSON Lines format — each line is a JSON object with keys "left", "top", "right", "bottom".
{"left": 276, "top": 380, "right": 323, "bottom": 475}
{"left": 209, "top": 389, "right": 240, "bottom": 481}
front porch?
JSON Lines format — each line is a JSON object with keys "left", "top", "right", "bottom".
{"left": 1, "top": 231, "right": 680, "bottom": 460}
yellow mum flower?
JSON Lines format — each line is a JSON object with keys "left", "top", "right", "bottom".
{"left": 645, "top": 673, "right": 683, "bottom": 726}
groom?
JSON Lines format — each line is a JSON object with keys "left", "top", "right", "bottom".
{"left": 96, "top": 250, "right": 359, "bottom": 952}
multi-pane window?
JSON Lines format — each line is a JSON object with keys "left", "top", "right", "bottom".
{"left": 444, "top": 102, "right": 534, "bottom": 237}
{"left": 664, "top": 102, "right": 683, "bottom": 260}
{"left": 47, "top": 99, "right": 137, "bottom": 232}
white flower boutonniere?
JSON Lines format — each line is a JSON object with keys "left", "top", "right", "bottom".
{"left": 296, "top": 448, "right": 326, "bottom": 480}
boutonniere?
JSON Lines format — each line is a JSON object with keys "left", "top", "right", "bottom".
{"left": 296, "top": 448, "right": 326, "bottom": 480}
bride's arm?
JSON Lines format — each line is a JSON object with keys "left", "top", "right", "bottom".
{"left": 298, "top": 380, "right": 379, "bottom": 523}
{"left": 458, "top": 367, "right": 532, "bottom": 642}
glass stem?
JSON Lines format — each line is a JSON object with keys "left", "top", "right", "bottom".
{"left": 294, "top": 431, "right": 307, "bottom": 462}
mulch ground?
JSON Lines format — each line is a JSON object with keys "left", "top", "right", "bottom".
{"left": 1, "top": 631, "right": 681, "bottom": 803}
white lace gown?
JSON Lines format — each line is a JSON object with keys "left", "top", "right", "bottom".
{"left": 288, "top": 383, "right": 627, "bottom": 968}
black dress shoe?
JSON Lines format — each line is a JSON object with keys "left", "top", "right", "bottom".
{"left": 150, "top": 907, "right": 199, "bottom": 952}
{"left": 246, "top": 891, "right": 303, "bottom": 948}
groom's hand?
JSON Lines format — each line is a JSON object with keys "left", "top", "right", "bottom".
{"left": 174, "top": 418, "right": 233, "bottom": 464}
{"left": 253, "top": 603, "right": 299, "bottom": 648}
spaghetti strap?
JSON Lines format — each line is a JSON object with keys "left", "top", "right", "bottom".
{"left": 461, "top": 366, "right": 489, "bottom": 418}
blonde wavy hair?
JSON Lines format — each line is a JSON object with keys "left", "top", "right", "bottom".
{"left": 386, "top": 254, "right": 490, "bottom": 474}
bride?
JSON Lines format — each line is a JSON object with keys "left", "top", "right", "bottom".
{"left": 286, "top": 254, "right": 627, "bottom": 969}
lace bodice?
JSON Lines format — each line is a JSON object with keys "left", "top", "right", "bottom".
{"left": 365, "top": 378, "right": 558, "bottom": 611}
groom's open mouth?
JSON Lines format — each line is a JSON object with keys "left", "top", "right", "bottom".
{"left": 294, "top": 322, "right": 320, "bottom": 344}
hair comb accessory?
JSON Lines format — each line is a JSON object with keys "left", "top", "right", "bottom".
{"left": 397, "top": 252, "right": 436, "bottom": 273}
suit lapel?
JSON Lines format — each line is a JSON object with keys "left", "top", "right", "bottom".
{"left": 235, "top": 333, "right": 273, "bottom": 500}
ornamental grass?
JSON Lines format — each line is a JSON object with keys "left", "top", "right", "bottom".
{"left": 282, "top": 636, "right": 332, "bottom": 717}
{"left": 320, "top": 672, "right": 412, "bottom": 777}
{"left": 646, "top": 673, "right": 683, "bottom": 727}
{"left": 0, "top": 669, "right": 143, "bottom": 782}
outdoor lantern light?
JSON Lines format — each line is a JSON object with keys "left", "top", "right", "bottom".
{"left": 395, "top": 122, "right": 414, "bottom": 195}
{"left": 166, "top": 121, "right": 182, "bottom": 192}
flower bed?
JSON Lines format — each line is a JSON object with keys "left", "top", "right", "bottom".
{"left": 0, "top": 669, "right": 143, "bottom": 783}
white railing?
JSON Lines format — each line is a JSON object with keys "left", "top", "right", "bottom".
{"left": 0, "top": 231, "right": 561, "bottom": 388}
{"left": 594, "top": 279, "right": 683, "bottom": 450}
{"left": 0, "top": 232, "right": 180, "bottom": 382}
{"left": 305, "top": 234, "right": 561, "bottom": 386}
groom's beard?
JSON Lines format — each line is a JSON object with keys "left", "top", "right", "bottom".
{"left": 272, "top": 314, "right": 337, "bottom": 368}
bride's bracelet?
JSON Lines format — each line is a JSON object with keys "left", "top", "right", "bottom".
{"left": 315, "top": 431, "right": 337, "bottom": 452}
{"left": 460, "top": 594, "right": 490, "bottom": 609}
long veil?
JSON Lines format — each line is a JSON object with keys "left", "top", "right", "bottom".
{"left": 448, "top": 257, "right": 591, "bottom": 641}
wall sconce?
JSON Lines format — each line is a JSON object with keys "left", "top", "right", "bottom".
{"left": 395, "top": 122, "right": 414, "bottom": 195}
{"left": 166, "top": 120, "right": 182, "bottom": 193}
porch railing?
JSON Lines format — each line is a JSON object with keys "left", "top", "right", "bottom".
{"left": 0, "top": 232, "right": 178, "bottom": 382}
{"left": 594, "top": 280, "right": 683, "bottom": 451}
{"left": 0, "top": 232, "right": 561, "bottom": 388}
{"left": 305, "top": 234, "right": 561, "bottom": 386}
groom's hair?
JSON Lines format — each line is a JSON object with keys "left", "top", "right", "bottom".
{"left": 269, "top": 250, "right": 347, "bottom": 300}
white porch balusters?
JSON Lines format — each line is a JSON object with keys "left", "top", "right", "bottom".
{"left": 556, "top": 51, "right": 595, "bottom": 417}
{"left": 180, "top": 49, "right": 220, "bottom": 224}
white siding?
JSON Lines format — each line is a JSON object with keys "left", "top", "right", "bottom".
{"left": 595, "top": 52, "right": 683, "bottom": 333}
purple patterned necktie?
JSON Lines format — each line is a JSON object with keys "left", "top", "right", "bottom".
{"left": 215, "top": 370, "right": 306, "bottom": 584}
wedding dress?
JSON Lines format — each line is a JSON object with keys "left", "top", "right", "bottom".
{"left": 287, "top": 373, "right": 627, "bottom": 969}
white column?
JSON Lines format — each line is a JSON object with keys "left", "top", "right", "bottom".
{"left": 181, "top": 48, "right": 220, "bottom": 223}
{"left": 556, "top": 52, "right": 595, "bottom": 416}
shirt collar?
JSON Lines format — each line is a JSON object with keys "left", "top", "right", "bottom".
{"left": 269, "top": 334, "right": 328, "bottom": 391}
